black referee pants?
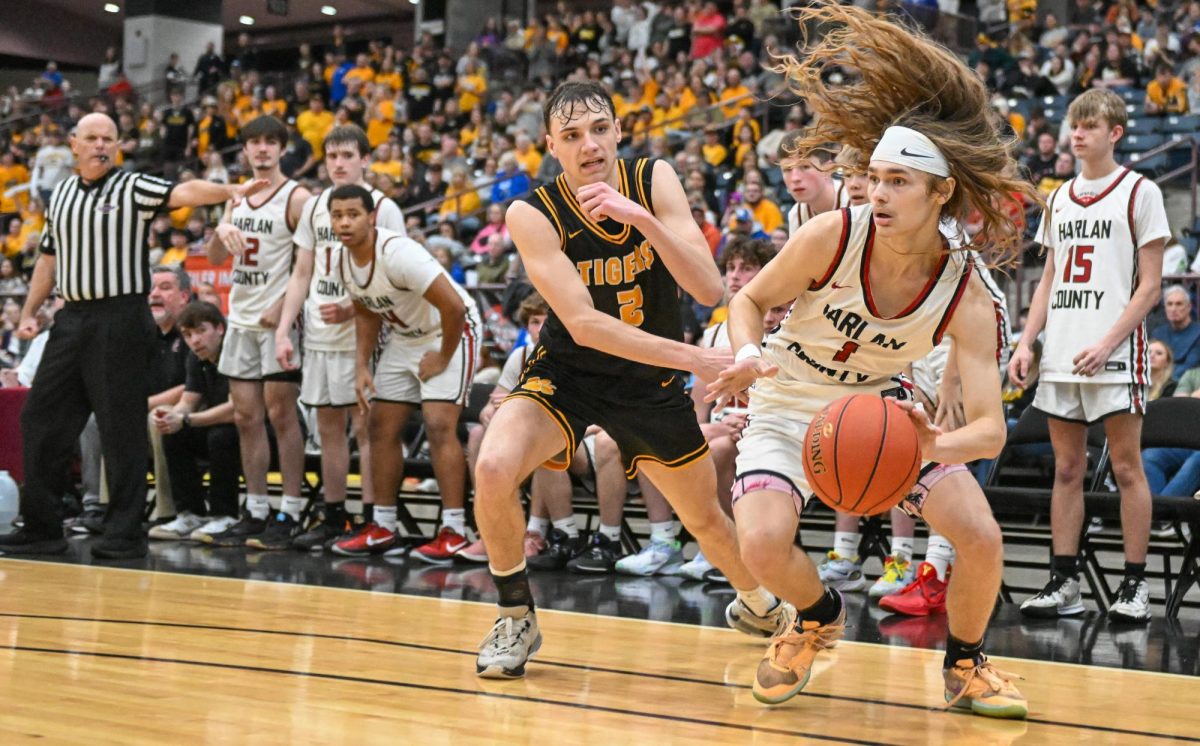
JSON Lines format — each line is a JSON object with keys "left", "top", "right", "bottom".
{"left": 21, "top": 295, "right": 155, "bottom": 544}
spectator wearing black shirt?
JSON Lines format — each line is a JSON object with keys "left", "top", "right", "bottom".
{"left": 194, "top": 42, "right": 226, "bottom": 95}
{"left": 165, "top": 53, "right": 188, "bottom": 90}
{"left": 160, "top": 88, "right": 196, "bottom": 175}
{"left": 230, "top": 32, "right": 260, "bottom": 73}
{"left": 280, "top": 119, "right": 316, "bottom": 179}
{"left": 431, "top": 55, "right": 458, "bottom": 109}
{"left": 1004, "top": 54, "right": 1059, "bottom": 99}
{"left": 406, "top": 66, "right": 436, "bottom": 122}
{"left": 150, "top": 301, "right": 240, "bottom": 540}
{"left": 1022, "top": 132, "right": 1060, "bottom": 182}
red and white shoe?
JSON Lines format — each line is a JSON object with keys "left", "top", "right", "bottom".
{"left": 457, "top": 538, "right": 488, "bottom": 563}
{"left": 412, "top": 526, "right": 469, "bottom": 565}
{"left": 523, "top": 530, "right": 547, "bottom": 558}
{"left": 878, "top": 562, "right": 950, "bottom": 616}
{"left": 331, "top": 522, "right": 397, "bottom": 557}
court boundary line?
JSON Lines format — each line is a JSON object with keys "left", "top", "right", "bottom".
{"left": 1, "top": 611, "right": 1196, "bottom": 743}
{"left": 0, "top": 643, "right": 889, "bottom": 745}
{"left": 4, "top": 557, "right": 1194, "bottom": 683}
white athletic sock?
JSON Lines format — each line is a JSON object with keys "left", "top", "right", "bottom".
{"left": 599, "top": 524, "right": 621, "bottom": 542}
{"left": 82, "top": 493, "right": 100, "bottom": 507}
{"left": 552, "top": 516, "right": 579, "bottom": 538}
{"left": 737, "top": 586, "right": 777, "bottom": 617}
{"left": 650, "top": 521, "right": 676, "bottom": 545}
{"left": 442, "top": 508, "right": 466, "bottom": 535}
{"left": 925, "top": 533, "right": 955, "bottom": 580}
{"left": 527, "top": 515, "right": 551, "bottom": 537}
{"left": 891, "top": 536, "right": 915, "bottom": 560}
{"left": 279, "top": 496, "right": 305, "bottom": 522}
{"left": 833, "top": 531, "right": 860, "bottom": 559}
{"left": 375, "top": 505, "right": 398, "bottom": 533}
{"left": 246, "top": 494, "right": 271, "bottom": 520}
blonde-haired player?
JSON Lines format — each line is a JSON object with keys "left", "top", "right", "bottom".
{"left": 1011, "top": 88, "right": 1170, "bottom": 624}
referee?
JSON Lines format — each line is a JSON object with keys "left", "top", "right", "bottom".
{"left": 0, "top": 113, "right": 268, "bottom": 559}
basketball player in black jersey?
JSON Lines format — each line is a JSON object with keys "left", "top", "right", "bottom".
{"left": 474, "top": 81, "right": 794, "bottom": 679}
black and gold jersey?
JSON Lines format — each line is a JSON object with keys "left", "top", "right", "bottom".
{"left": 527, "top": 157, "right": 683, "bottom": 381}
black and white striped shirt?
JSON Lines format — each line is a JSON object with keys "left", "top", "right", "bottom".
{"left": 39, "top": 170, "right": 174, "bottom": 301}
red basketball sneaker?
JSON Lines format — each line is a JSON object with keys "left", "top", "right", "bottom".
{"left": 878, "top": 562, "right": 950, "bottom": 616}
{"left": 331, "top": 522, "right": 397, "bottom": 557}
{"left": 412, "top": 526, "right": 469, "bottom": 565}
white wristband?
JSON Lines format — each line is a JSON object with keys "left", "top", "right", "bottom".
{"left": 735, "top": 343, "right": 762, "bottom": 363}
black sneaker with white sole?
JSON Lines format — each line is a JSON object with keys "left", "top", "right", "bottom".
{"left": 1019, "top": 573, "right": 1085, "bottom": 618}
{"left": 246, "top": 513, "right": 302, "bottom": 551}
{"left": 209, "top": 512, "right": 267, "bottom": 548}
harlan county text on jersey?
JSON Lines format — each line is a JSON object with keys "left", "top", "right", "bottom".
{"left": 1051, "top": 289, "right": 1105, "bottom": 309}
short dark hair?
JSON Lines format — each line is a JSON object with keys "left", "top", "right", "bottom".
{"left": 544, "top": 80, "right": 616, "bottom": 135}
{"left": 240, "top": 115, "right": 288, "bottom": 145}
{"left": 177, "top": 301, "right": 225, "bottom": 331}
{"left": 152, "top": 264, "right": 192, "bottom": 293}
{"left": 779, "top": 130, "right": 836, "bottom": 164}
{"left": 329, "top": 184, "right": 374, "bottom": 212}
{"left": 324, "top": 124, "right": 371, "bottom": 157}
{"left": 719, "top": 236, "right": 776, "bottom": 271}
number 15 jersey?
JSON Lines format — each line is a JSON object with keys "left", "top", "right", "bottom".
{"left": 1036, "top": 167, "right": 1170, "bottom": 384}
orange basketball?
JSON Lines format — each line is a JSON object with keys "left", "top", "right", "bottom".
{"left": 802, "top": 394, "right": 922, "bottom": 516}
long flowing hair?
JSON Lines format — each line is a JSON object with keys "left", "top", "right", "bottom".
{"left": 773, "top": 3, "right": 1042, "bottom": 265}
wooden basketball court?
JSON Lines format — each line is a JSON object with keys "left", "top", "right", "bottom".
{"left": 0, "top": 559, "right": 1196, "bottom": 744}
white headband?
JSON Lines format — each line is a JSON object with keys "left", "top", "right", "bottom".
{"left": 871, "top": 126, "right": 950, "bottom": 178}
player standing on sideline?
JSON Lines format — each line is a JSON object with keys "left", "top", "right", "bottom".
{"left": 708, "top": 5, "right": 1037, "bottom": 717}
{"left": 204, "top": 115, "right": 311, "bottom": 550}
{"left": 275, "top": 125, "right": 406, "bottom": 550}
{"left": 472, "top": 80, "right": 794, "bottom": 680}
{"left": 1011, "top": 88, "right": 1169, "bottom": 624}
{"left": 325, "top": 185, "right": 481, "bottom": 563}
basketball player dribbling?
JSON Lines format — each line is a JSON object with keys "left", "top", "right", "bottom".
{"left": 473, "top": 80, "right": 794, "bottom": 679}
{"left": 1011, "top": 88, "right": 1170, "bottom": 625}
{"left": 707, "top": 6, "right": 1038, "bottom": 717}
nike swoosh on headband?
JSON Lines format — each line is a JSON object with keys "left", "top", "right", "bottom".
{"left": 899, "top": 147, "right": 932, "bottom": 158}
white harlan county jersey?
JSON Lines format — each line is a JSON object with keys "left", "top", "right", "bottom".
{"left": 754, "top": 204, "right": 974, "bottom": 413}
{"left": 787, "top": 181, "right": 850, "bottom": 236}
{"left": 342, "top": 227, "right": 479, "bottom": 339}
{"left": 1036, "top": 167, "right": 1170, "bottom": 384}
{"left": 294, "top": 187, "right": 406, "bottom": 351}
{"left": 227, "top": 179, "right": 302, "bottom": 330}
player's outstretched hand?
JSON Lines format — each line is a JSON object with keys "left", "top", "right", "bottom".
{"left": 577, "top": 181, "right": 647, "bottom": 225}
{"left": 229, "top": 178, "right": 272, "bottom": 207}
{"left": 893, "top": 400, "right": 939, "bottom": 461}
{"left": 704, "top": 356, "right": 777, "bottom": 405}
{"left": 1007, "top": 343, "right": 1033, "bottom": 389}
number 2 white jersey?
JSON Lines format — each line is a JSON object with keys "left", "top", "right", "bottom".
{"left": 294, "top": 187, "right": 406, "bottom": 351}
{"left": 342, "top": 227, "right": 480, "bottom": 339}
{"left": 754, "top": 204, "right": 974, "bottom": 414}
{"left": 227, "top": 180, "right": 301, "bottom": 330}
{"left": 1036, "top": 167, "right": 1170, "bottom": 385}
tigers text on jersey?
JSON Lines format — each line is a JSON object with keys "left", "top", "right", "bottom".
{"left": 227, "top": 179, "right": 301, "bottom": 330}
{"left": 1036, "top": 167, "right": 1170, "bottom": 384}
{"left": 295, "top": 187, "right": 406, "bottom": 351}
{"left": 787, "top": 181, "right": 850, "bottom": 236}
{"left": 527, "top": 157, "right": 683, "bottom": 381}
{"left": 755, "top": 204, "right": 973, "bottom": 413}
{"left": 341, "top": 227, "right": 479, "bottom": 339}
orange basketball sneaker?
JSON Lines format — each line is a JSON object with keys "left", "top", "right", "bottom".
{"left": 752, "top": 600, "right": 845, "bottom": 704}
{"left": 879, "top": 562, "right": 949, "bottom": 616}
{"left": 944, "top": 657, "right": 1028, "bottom": 719}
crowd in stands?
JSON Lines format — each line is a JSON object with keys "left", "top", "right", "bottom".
{"left": 1, "top": 0, "right": 1200, "bottom": 585}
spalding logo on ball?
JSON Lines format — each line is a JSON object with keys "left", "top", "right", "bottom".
{"left": 802, "top": 394, "right": 922, "bottom": 516}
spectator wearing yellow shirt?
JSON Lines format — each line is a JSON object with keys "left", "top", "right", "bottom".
{"left": 459, "top": 108, "right": 484, "bottom": 150}
{"left": 439, "top": 166, "right": 482, "bottom": 220}
{"left": 512, "top": 133, "right": 542, "bottom": 176}
{"left": 457, "top": 60, "right": 488, "bottom": 113}
{"left": 1145, "top": 62, "right": 1189, "bottom": 115}
{"left": 17, "top": 199, "right": 45, "bottom": 249}
{"left": 701, "top": 127, "right": 729, "bottom": 167}
{"left": 370, "top": 143, "right": 404, "bottom": 182}
{"left": 344, "top": 54, "right": 376, "bottom": 87}
{"left": 0, "top": 152, "right": 30, "bottom": 229}
{"left": 719, "top": 69, "right": 753, "bottom": 118}
{"left": 376, "top": 59, "right": 403, "bottom": 95}
{"left": 2, "top": 217, "right": 21, "bottom": 258}
{"left": 260, "top": 85, "right": 288, "bottom": 118}
{"left": 365, "top": 88, "right": 397, "bottom": 149}
{"left": 297, "top": 97, "right": 335, "bottom": 160}
{"left": 731, "top": 107, "right": 761, "bottom": 147}
{"left": 742, "top": 176, "right": 783, "bottom": 234}
{"left": 160, "top": 229, "right": 191, "bottom": 267}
